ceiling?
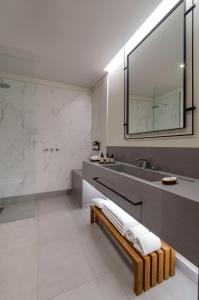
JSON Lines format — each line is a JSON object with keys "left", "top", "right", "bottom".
{"left": 0, "top": 0, "right": 161, "bottom": 88}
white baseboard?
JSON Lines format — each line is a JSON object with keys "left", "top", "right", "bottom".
{"left": 176, "top": 252, "right": 198, "bottom": 284}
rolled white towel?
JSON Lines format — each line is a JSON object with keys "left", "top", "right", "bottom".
{"left": 103, "top": 209, "right": 125, "bottom": 236}
{"left": 125, "top": 224, "right": 149, "bottom": 243}
{"left": 134, "top": 232, "right": 161, "bottom": 256}
{"left": 103, "top": 201, "right": 139, "bottom": 229}
{"left": 91, "top": 198, "right": 109, "bottom": 209}
{"left": 102, "top": 207, "right": 124, "bottom": 229}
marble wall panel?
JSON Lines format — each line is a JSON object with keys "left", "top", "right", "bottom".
{"left": 0, "top": 78, "right": 91, "bottom": 198}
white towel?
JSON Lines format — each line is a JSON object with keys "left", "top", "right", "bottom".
{"left": 102, "top": 206, "right": 124, "bottom": 231}
{"left": 134, "top": 232, "right": 161, "bottom": 256}
{"left": 91, "top": 198, "right": 108, "bottom": 209}
{"left": 103, "top": 209, "right": 125, "bottom": 235}
{"left": 103, "top": 201, "right": 139, "bottom": 230}
{"left": 125, "top": 224, "right": 149, "bottom": 243}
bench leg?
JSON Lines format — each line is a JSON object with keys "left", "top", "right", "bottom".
{"left": 161, "top": 243, "right": 170, "bottom": 280}
{"left": 143, "top": 256, "right": 151, "bottom": 291}
{"left": 134, "top": 260, "right": 143, "bottom": 296}
{"left": 90, "top": 206, "right": 95, "bottom": 224}
{"left": 170, "top": 248, "right": 176, "bottom": 276}
{"left": 157, "top": 249, "right": 164, "bottom": 284}
{"left": 150, "top": 252, "right": 158, "bottom": 287}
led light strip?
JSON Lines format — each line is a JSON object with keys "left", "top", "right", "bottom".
{"left": 104, "top": 0, "right": 181, "bottom": 73}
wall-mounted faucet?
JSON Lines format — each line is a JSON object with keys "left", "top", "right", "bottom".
{"left": 43, "top": 148, "right": 60, "bottom": 152}
{"left": 136, "top": 158, "right": 151, "bottom": 169}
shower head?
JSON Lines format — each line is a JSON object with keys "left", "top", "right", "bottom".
{"left": 0, "top": 78, "right": 10, "bottom": 89}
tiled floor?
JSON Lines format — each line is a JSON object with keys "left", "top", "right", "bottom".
{"left": 0, "top": 194, "right": 198, "bottom": 300}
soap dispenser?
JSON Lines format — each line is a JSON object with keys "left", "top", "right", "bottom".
{"left": 100, "top": 152, "right": 104, "bottom": 164}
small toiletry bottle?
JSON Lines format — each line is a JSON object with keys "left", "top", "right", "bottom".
{"left": 106, "top": 153, "right": 110, "bottom": 163}
{"left": 110, "top": 154, "right": 114, "bottom": 163}
{"left": 92, "top": 141, "right": 100, "bottom": 151}
{"left": 100, "top": 152, "right": 104, "bottom": 164}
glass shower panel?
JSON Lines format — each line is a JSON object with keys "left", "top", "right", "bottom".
{"left": 0, "top": 53, "right": 36, "bottom": 223}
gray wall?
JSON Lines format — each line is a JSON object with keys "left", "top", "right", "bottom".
{"left": 107, "top": 0, "right": 199, "bottom": 147}
{"left": 107, "top": 146, "right": 199, "bottom": 179}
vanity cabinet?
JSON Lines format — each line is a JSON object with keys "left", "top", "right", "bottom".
{"left": 83, "top": 161, "right": 142, "bottom": 221}
{"left": 83, "top": 161, "right": 163, "bottom": 235}
{"left": 83, "top": 161, "right": 199, "bottom": 267}
{"left": 161, "top": 191, "right": 199, "bottom": 268}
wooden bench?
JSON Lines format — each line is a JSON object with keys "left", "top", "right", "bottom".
{"left": 91, "top": 206, "right": 176, "bottom": 296}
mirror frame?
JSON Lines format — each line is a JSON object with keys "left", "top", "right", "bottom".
{"left": 124, "top": 0, "right": 196, "bottom": 139}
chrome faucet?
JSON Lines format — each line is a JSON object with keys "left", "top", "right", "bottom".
{"left": 136, "top": 158, "right": 151, "bottom": 169}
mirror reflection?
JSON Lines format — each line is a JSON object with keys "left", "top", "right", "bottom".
{"left": 127, "top": 3, "right": 184, "bottom": 134}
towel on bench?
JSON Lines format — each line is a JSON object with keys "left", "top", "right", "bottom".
{"left": 91, "top": 198, "right": 109, "bottom": 209}
{"left": 102, "top": 207, "right": 125, "bottom": 235}
{"left": 103, "top": 200, "right": 139, "bottom": 233}
{"left": 125, "top": 224, "right": 149, "bottom": 243}
{"left": 134, "top": 232, "right": 161, "bottom": 256}
{"left": 92, "top": 199, "right": 161, "bottom": 256}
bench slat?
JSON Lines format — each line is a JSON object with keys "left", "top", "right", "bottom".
{"left": 90, "top": 206, "right": 95, "bottom": 224}
{"left": 170, "top": 248, "right": 176, "bottom": 276}
{"left": 91, "top": 206, "right": 175, "bottom": 295}
{"left": 156, "top": 249, "right": 164, "bottom": 283}
{"left": 161, "top": 240, "right": 176, "bottom": 277}
{"left": 143, "top": 255, "right": 151, "bottom": 291}
{"left": 161, "top": 242, "right": 170, "bottom": 280}
{"left": 150, "top": 252, "right": 158, "bottom": 287}
{"left": 134, "top": 260, "right": 144, "bottom": 296}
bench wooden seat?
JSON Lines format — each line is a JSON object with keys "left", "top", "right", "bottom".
{"left": 91, "top": 206, "right": 176, "bottom": 296}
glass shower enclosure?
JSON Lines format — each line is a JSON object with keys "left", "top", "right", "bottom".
{"left": 0, "top": 53, "right": 36, "bottom": 223}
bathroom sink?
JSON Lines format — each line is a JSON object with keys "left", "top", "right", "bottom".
{"left": 103, "top": 163, "right": 167, "bottom": 182}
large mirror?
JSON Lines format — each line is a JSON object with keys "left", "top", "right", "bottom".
{"left": 127, "top": 2, "right": 185, "bottom": 135}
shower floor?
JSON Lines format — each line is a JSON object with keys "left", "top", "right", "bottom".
{"left": 0, "top": 198, "right": 35, "bottom": 223}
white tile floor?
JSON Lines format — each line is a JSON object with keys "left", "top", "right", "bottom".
{"left": 0, "top": 194, "right": 198, "bottom": 300}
